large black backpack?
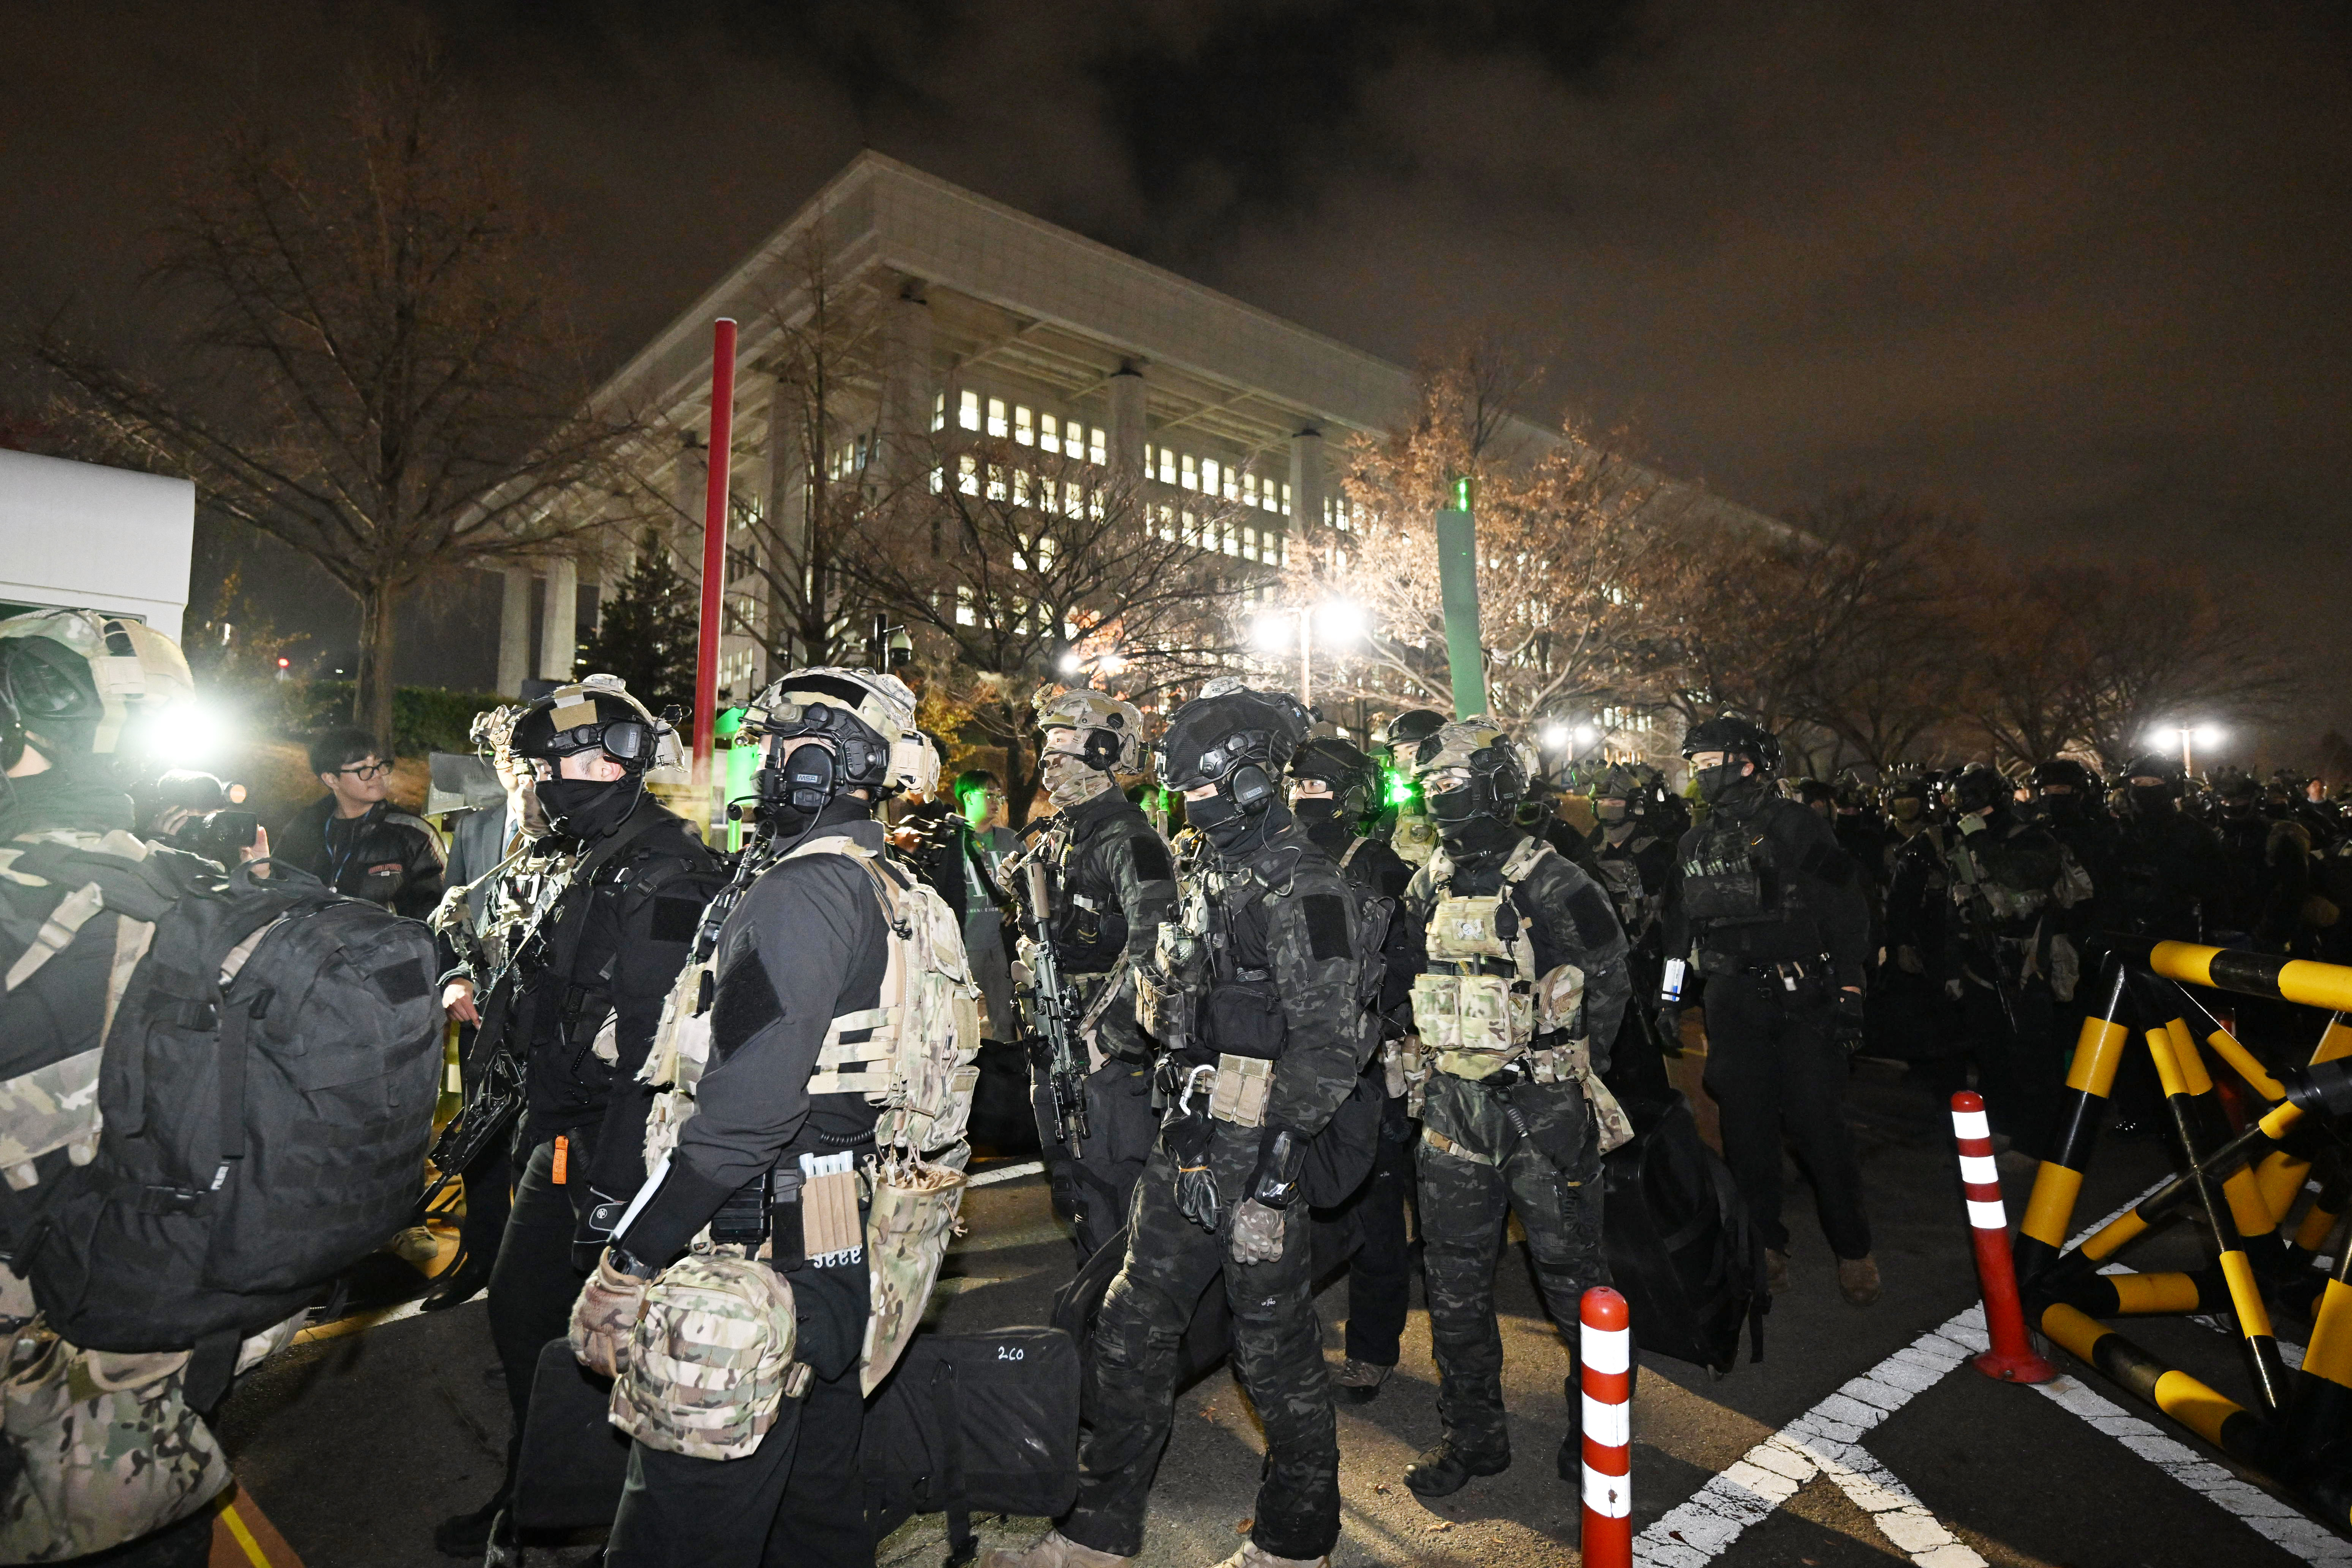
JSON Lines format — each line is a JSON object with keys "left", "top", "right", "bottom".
{"left": 13, "top": 845, "right": 442, "bottom": 1391}
{"left": 1601, "top": 1092, "right": 1766, "bottom": 1375}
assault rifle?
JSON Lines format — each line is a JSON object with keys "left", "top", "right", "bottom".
{"left": 419, "top": 846, "right": 579, "bottom": 1210}
{"left": 1018, "top": 854, "right": 1090, "bottom": 1155}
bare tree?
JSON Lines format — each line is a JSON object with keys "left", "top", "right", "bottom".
{"left": 1296, "top": 345, "right": 1673, "bottom": 731}
{"left": 844, "top": 428, "right": 1248, "bottom": 823}
{"left": 28, "top": 42, "right": 633, "bottom": 747}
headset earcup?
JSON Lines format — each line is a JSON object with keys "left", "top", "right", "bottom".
{"left": 1084, "top": 728, "right": 1120, "bottom": 771}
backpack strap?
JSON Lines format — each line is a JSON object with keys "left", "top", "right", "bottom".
{"left": 787, "top": 838, "right": 914, "bottom": 1099}
{"left": 1338, "top": 836, "right": 1367, "bottom": 872}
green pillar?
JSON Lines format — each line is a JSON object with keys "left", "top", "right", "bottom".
{"left": 1435, "top": 493, "right": 1486, "bottom": 720}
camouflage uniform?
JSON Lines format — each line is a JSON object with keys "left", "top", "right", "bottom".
{"left": 1404, "top": 827, "right": 1632, "bottom": 1475}
{"left": 1015, "top": 786, "right": 1175, "bottom": 1256}
{"left": 1061, "top": 811, "right": 1368, "bottom": 1563}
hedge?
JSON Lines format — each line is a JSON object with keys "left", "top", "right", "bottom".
{"left": 247, "top": 681, "right": 510, "bottom": 757}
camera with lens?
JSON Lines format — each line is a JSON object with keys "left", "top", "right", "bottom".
{"left": 136, "top": 769, "right": 259, "bottom": 866}
{"left": 175, "top": 808, "right": 262, "bottom": 863}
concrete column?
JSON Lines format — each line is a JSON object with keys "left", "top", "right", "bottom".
{"left": 879, "top": 280, "right": 934, "bottom": 492}
{"left": 1289, "top": 427, "right": 1325, "bottom": 534}
{"left": 539, "top": 556, "right": 578, "bottom": 683}
{"left": 1108, "top": 365, "right": 1148, "bottom": 488}
{"left": 497, "top": 567, "right": 534, "bottom": 695}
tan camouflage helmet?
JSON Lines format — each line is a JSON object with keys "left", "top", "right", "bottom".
{"left": 749, "top": 667, "right": 920, "bottom": 794}
{"left": 1034, "top": 686, "right": 1145, "bottom": 773}
{"left": 1409, "top": 718, "right": 1531, "bottom": 814}
{"left": 0, "top": 607, "right": 195, "bottom": 762}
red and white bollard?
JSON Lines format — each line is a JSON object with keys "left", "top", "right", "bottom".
{"left": 1950, "top": 1091, "right": 2056, "bottom": 1383}
{"left": 1579, "top": 1285, "right": 1633, "bottom": 1568}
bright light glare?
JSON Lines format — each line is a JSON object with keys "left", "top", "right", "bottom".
{"left": 2194, "top": 725, "right": 2223, "bottom": 745}
{"left": 1315, "top": 600, "right": 1367, "bottom": 644}
{"left": 1057, "top": 651, "right": 1084, "bottom": 676}
{"left": 1540, "top": 724, "right": 1569, "bottom": 750}
{"left": 139, "top": 700, "right": 230, "bottom": 763}
{"left": 1573, "top": 725, "right": 1598, "bottom": 746}
{"left": 1097, "top": 653, "right": 1127, "bottom": 677}
{"left": 1250, "top": 611, "right": 1295, "bottom": 653}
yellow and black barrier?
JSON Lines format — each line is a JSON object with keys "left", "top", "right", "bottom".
{"left": 2003, "top": 938, "right": 2352, "bottom": 1525}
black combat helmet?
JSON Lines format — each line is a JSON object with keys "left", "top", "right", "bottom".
{"left": 1372, "top": 708, "right": 1448, "bottom": 767}
{"left": 1157, "top": 680, "right": 1311, "bottom": 843}
{"left": 1681, "top": 713, "right": 1781, "bottom": 775}
{"left": 2030, "top": 757, "right": 2099, "bottom": 794}
{"left": 1950, "top": 762, "right": 2011, "bottom": 817}
{"left": 1289, "top": 734, "right": 1383, "bottom": 823}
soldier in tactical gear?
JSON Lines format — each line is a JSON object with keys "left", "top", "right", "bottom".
{"left": 0, "top": 610, "right": 234, "bottom": 1565}
{"left": 574, "top": 665, "right": 971, "bottom": 1567}
{"left": 1894, "top": 764, "right": 2093, "bottom": 1159}
{"left": 990, "top": 682, "right": 1369, "bottom": 1568}
{"left": 1371, "top": 707, "right": 1448, "bottom": 866}
{"left": 1010, "top": 687, "right": 1176, "bottom": 1257}
{"left": 1389, "top": 719, "right": 1633, "bottom": 1499}
{"left": 1288, "top": 734, "right": 1422, "bottom": 1405}
{"left": 1661, "top": 714, "right": 1879, "bottom": 1305}
{"left": 437, "top": 676, "right": 720, "bottom": 1560}
{"left": 1586, "top": 763, "right": 1679, "bottom": 1105}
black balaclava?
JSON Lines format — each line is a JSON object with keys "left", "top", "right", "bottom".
{"left": 534, "top": 774, "right": 643, "bottom": 840}
{"left": 2041, "top": 791, "right": 2082, "bottom": 823}
{"left": 1196, "top": 794, "right": 1293, "bottom": 856}
{"left": 1292, "top": 797, "right": 1342, "bottom": 828}
{"left": 1696, "top": 756, "right": 1765, "bottom": 813}
{"left": 2127, "top": 783, "right": 2177, "bottom": 821}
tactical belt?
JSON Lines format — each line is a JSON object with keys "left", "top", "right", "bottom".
{"left": 1421, "top": 1128, "right": 1496, "bottom": 1167}
{"left": 1158, "top": 1052, "right": 1272, "bottom": 1128}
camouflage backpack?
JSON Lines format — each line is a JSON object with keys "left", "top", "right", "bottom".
{"left": 610, "top": 1251, "right": 806, "bottom": 1460}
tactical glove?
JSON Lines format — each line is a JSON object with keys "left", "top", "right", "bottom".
{"left": 1168, "top": 1115, "right": 1221, "bottom": 1233}
{"left": 1655, "top": 1004, "right": 1682, "bottom": 1047}
{"left": 1243, "top": 1125, "right": 1309, "bottom": 1209}
{"left": 1832, "top": 988, "right": 1867, "bottom": 1052}
{"left": 1228, "top": 1198, "right": 1287, "bottom": 1265}
{"left": 569, "top": 1252, "right": 651, "bottom": 1378}
{"left": 573, "top": 1187, "right": 628, "bottom": 1273}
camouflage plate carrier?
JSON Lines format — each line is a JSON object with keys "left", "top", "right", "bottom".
{"left": 637, "top": 831, "right": 980, "bottom": 1407}
{"left": 1405, "top": 836, "right": 1633, "bottom": 1154}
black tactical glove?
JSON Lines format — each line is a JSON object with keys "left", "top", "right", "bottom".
{"left": 1244, "top": 1124, "right": 1310, "bottom": 1211}
{"left": 1168, "top": 1114, "right": 1221, "bottom": 1233}
{"left": 1832, "top": 987, "right": 1867, "bottom": 1052}
{"left": 574, "top": 1187, "right": 628, "bottom": 1273}
{"left": 1655, "top": 1004, "right": 1683, "bottom": 1054}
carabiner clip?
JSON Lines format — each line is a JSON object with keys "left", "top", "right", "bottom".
{"left": 1176, "top": 1061, "right": 1217, "bottom": 1116}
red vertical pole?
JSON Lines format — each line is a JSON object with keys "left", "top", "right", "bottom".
{"left": 693, "top": 318, "right": 737, "bottom": 805}
{"left": 1579, "top": 1285, "right": 1632, "bottom": 1568}
{"left": 1952, "top": 1091, "right": 2058, "bottom": 1383}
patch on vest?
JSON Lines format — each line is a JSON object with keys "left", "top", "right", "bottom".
{"left": 1128, "top": 834, "right": 1174, "bottom": 884}
{"left": 370, "top": 956, "right": 432, "bottom": 1004}
{"left": 710, "top": 948, "right": 785, "bottom": 1058}
{"left": 1564, "top": 882, "right": 1621, "bottom": 951}
{"left": 650, "top": 895, "right": 703, "bottom": 944}
{"left": 1304, "top": 893, "right": 1352, "bottom": 961}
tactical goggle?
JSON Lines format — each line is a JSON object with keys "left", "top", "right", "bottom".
{"left": 539, "top": 719, "right": 653, "bottom": 762}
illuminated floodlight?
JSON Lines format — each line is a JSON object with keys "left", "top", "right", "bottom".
{"left": 1540, "top": 724, "right": 1569, "bottom": 750}
{"left": 2193, "top": 725, "right": 2223, "bottom": 746}
{"left": 1573, "top": 724, "right": 1599, "bottom": 747}
{"left": 1057, "top": 650, "right": 1084, "bottom": 676}
{"left": 1250, "top": 611, "right": 1295, "bottom": 653}
{"left": 1097, "top": 652, "right": 1128, "bottom": 677}
{"left": 1315, "top": 599, "right": 1367, "bottom": 645}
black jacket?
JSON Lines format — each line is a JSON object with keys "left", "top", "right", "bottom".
{"left": 514, "top": 794, "right": 720, "bottom": 1192}
{"left": 1663, "top": 785, "right": 1872, "bottom": 992}
{"left": 276, "top": 795, "right": 446, "bottom": 919}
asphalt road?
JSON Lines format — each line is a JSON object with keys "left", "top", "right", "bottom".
{"left": 215, "top": 1062, "right": 2344, "bottom": 1567}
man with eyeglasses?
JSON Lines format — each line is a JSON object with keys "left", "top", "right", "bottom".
{"left": 276, "top": 724, "right": 444, "bottom": 917}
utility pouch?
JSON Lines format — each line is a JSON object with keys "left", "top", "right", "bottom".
{"left": 1412, "top": 972, "right": 1534, "bottom": 1079}
{"left": 610, "top": 1253, "right": 803, "bottom": 1460}
{"left": 861, "top": 1148, "right": 970, "bottom": 1395}
{"left": 1134, "top": 962, "right": 1194, "bottom": 1054}
{"left": 1203, "top": 982, "right": 1284, "bottom": 1061}
{"left": 1534, "top": 962, "right": 1586, "bottom": 1034}
{"left": 1425, "top": 895, "right": 1515, "bottom": 962}
{"left": 1207, "top": 1054, "right": 1273, "bottom": 1128}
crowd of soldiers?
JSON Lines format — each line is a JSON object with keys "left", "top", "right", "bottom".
{"left": 12, "top": 595, "right": 2343, "bottom": 1568}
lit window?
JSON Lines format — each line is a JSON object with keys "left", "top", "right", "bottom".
{"left": 1244, "top": 472, "right": 1258, "bottom": 506}
{"left": 1181, "top": 453, "right": 1198, "bottom": 491}
{"left": 960, "top": 390, "right": 980, "bottom": 431}
{"left": 1066, "top": 483, "right": 1084, "bottom": 519}
{"left": 1201, "top": 458, "right": 1220, "bottom": 495}
{"left": 1224, "top": 521, "right": 1239, "bottom": 556}
{"left": 1090, "top": 427, "right": 1107, "bottom": 464}
{"left": 928, "top": 466, "right": 944, "bottom": 494}
{"left": 1268, "top": 531, "right": 1285, "bottom": 566}
{"left": 1242, "top": 524, "right": 1258, "bottom": 561}
{"left": 958, "top": 454, "right": 979, "bottom": 496}
{"left": 1015, "top": 406, "right": 1034, "bottom": 446}
{"left": 987, "top": 464, "right": 1008, "bottom": 501}
{"left": 1224, "top": 466, "right": 1238, "bottom": 500}
{"left": 1158, "top": 447, "right": 1175, "bottom": 485}
{"left": 1037, "top": 535, "right": 1057, "bottom": 570}
{"left": 1281, "top": 483, "right": 1292, "bottom": 517}
{"left": 956, "top": 586, "right": 977, "bottom": 627}
{"left": 988, "top": 397, "right": 1008, "bottom": 439}
{"left": 1014, "top": 469, "right": 1031, "bottom": 506}
{"left": 931, "top": 392, "right": 945, "bottom": 433}
{"left": 1088, "top": 489, "right": 1104, "bottom": 520}
{"left": 1041, "top": 413, "right": 1060, "bottom": 454}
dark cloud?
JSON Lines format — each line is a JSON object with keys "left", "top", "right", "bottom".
{"left": 8, "top": 1, "right": 2349, "bottom": 751}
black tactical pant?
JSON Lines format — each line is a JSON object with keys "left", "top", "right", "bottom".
{"left": 1925, "top": 978, "right": 2061, "bottom": 1159}
{"left": 453, "top": 1022, "right": 512, "bottom": 1276}
{"left": 1417, "top": 1072, "right": 1606, "bottom": 1457}
{"left": 1064, "top": 1125, "right": 1339, "bottom": 1562}
{"left": 484, "top": 1130, "right": 600, "bottom": 1500}
{"left": 1033, "top": 1055, "right": 1157, "bottom": 1259}
{"left": 1702, "top": 975, "right": 1872, "bottom": 1259}
{"left": 604, "top": 1366, "right": 868, "bottom": 1568}
{"left": 1342, "top": 1094, "right": 1416, "bottom": 1368}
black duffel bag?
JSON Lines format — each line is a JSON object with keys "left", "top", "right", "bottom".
{"left": 861, "top": 1326, "right": 1081, "bottom": 1564}
{"left": 1602, "top": 1092, "right": 1767, "bottom": 1375}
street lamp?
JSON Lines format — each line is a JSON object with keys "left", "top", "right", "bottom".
{"left": 2146, "top": 723, "right": 2224, "bottom": 776}
{"left": 1249, "top": 600, "right": 1364, "bottom": 709}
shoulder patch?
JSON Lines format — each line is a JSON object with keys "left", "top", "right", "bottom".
{"left": 1303, "top": 892, "right": 1353, "bottom": 961}
{"left": 710, "top": 945, "right": 784, "bottom": 1059}
{"left": 649, "top": 895, "right": 704, "bottom": 944}
{"left": 1565, "top": 881, "right": 1622, "bottom": 950}
{"left": 1127, "top": 833, "right": 1174, "bottom": 884}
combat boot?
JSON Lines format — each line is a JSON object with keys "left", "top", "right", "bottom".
{"left": 1334, "top": 1357, "right": 1389, "bottom": 1405}
{"left": 1838, "top": 1253, "right": 1882, "bottom": 1306}
{"left": 1404, "top": 1436, "right": 1509, "bottom": 1497}
{"left": 1765, "top": 1249, "right": 1789, "bottom": 1293}
{"left": 978, "top": 1529, "right": 1132, "bottom": 1568}
{"left": 1210, "top": 1544, "right": 1328, "bottom": 1568}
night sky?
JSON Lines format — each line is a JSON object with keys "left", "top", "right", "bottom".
{"left": 7, "top": 1, "right": 2349, "bottom": 755}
